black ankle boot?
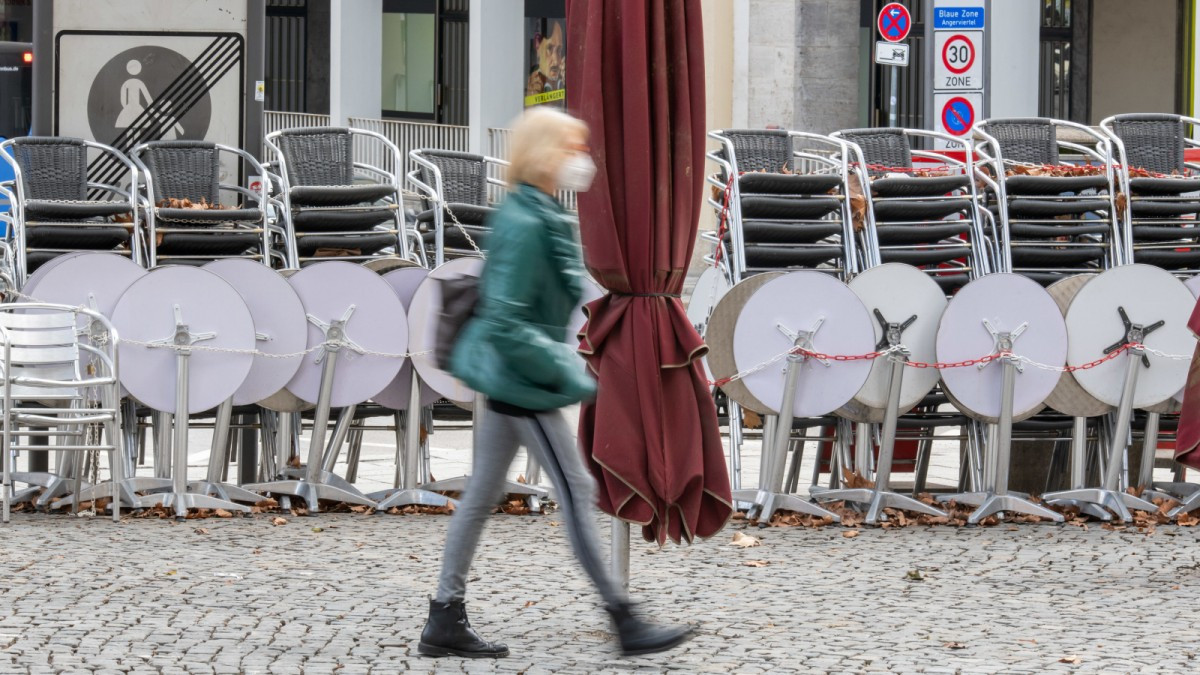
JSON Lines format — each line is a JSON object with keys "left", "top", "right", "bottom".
{"left": 417, "top": 598, "right": 509, "bottom": 658}
{"left": 604, "top": 602, "right": 693, "bottom": 656}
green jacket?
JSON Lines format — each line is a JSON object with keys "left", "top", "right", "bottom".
{"left": 448, "top": 184, "right": 597, "bottom": 410}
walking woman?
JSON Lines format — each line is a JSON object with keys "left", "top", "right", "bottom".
{"left": 418, "top": 108, "right": 692, "bottom": 659}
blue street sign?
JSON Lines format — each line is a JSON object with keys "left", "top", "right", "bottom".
{"left": 942, "top": 97, "right": 974, "bottom": 136}
{"left": 878, "top": 3, "right": 912, "bottom": 43}
{"left": 934, "top": 6, "right": 985, "bottom": 30}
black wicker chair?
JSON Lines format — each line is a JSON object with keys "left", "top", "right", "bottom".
{"left": 0, "top": 137, "right": 140, "bottom": 284}
{"left": 834, "top": 127, "right": 991, "bottom": 291}
{"left": 265, "top": 127, "right": 409, "bottom": 267}
{"left": 705, "top": 129, "right": 858, "bottom": 282}
{"left": 974, "top": 118, "right": 1121, "bottom": 284}
{"left": 132, "top": 141, "right": 275, "bottom": 267}
{"left": 407, "top": 149, "right": 507, "bottom": 266}
{"left": 1101, "top": 113, "right": 1200, "bottom": 275}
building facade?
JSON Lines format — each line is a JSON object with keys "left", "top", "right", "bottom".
{"left": 261, "top": 0, "right": 1199, "bottom": 148}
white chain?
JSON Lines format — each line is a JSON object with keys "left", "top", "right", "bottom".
{"left": 120, "top": 337, "right": 431, "bottom": 361}
{"left": 398, "top": 187, "right": 486, "bottom": 260}
{"left": 1142, "top": 346, "right": 1194, "bottom": 361}
{"left": 1016, "top": 346, "right": 1193, "bottom": 373}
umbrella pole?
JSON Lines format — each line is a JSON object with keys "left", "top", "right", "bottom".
{"left": 611, "top": 517, "right": 630, "bottom": 589}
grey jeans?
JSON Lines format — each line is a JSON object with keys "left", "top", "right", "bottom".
{"left": 435, "top": 405, "right": 627, "bottom": 608}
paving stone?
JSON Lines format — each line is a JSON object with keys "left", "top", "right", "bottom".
{"left": 4, "top": 437, "right": 1200, "bottom": 673}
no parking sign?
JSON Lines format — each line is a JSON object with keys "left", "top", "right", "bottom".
{"left": 935, "top": 93, "right": 982, "bottom": 139}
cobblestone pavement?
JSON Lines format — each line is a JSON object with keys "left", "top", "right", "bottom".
{"left": 3, "top": 509, "right": 1200, "bottom": 674}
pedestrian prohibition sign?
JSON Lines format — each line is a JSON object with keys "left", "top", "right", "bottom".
{"left": 878, "top": 3, "right": 912, "bottom": 43}
{"left": 941, "top": 96, "right": 975, "bottom": 136}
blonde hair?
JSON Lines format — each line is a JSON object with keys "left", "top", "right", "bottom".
{"left": 507, "top": 108, "right": 588, "bottom": 189}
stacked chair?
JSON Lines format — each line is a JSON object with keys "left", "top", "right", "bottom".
{"left": 703, "top": 129, "right": 861, "bottom": 497}
{"left": 132, "top": 141, "right": 277, "bottom": 267}
{"left": 0, "top": 303, "right": 124, "bottom": 522}
{"left": 833, "top": 127, "right": 993, "bottom": 289}
{"left": 820, "top": 128, "right": 985, "bottom": 498}
{"left": 0, "top": 137, "right": 141, "bottom": 285}
{"left": 266, "top": 127, "right": 412, "bottom": 267}
{"left": 1101, "top": 113, "right": 1200, "bottom": 274}
{"left": 973, "top": 118, "right": 1120, "bottom": 286}
{"left": 1099, "top": 114, "right": 1200, "bottom": 504}
{"left": 407, "top": 149, "right": 508, "bottom": 265}
{"left": 705, "top": 129, "right": 860, "bottom": 283}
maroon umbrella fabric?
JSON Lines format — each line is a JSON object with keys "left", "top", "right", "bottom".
{"left": 1173, "top": 301, "right": 1200, "bottom": 468}
{"left": 566, "top": 0, "right": 732, "bottom": 544}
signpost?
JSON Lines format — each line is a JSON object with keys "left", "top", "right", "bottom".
{"left": 928, "top": 1, "right": 988, "bottom": 147}
{"left": 876, "top": 3, "right": 912, "bottom": 128}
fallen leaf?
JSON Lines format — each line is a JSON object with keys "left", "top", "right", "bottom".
{"left": 1059, "top": 655, "right": 1082, "bottom": 665}
{"left": 271, "top": 517, "right": 287, "bottom": 526}
{"left": 842, "top": 530, "right": 859, "bottom": 538}
{"left": 905, "top": 569, "right": 924, "bottom": 582}
{"left": 311, "top": 526, "right": 324, "bottom": 533}
{"left": 194, "top": 527, "right": 210, "bottom": 535}
{"left": 943, "top": 642, "right": 966, "bottom": 649}
{"left": 165, "top": 569, "right": 177, "bottom": 576}
{"left": 523, "top": 600, "right": 537, "bottom": 608}
{"left": 731, "top": 531, "right": 761, "bottom": 548}
{"left": 742, "top": 560, "right": 769, "bottom": 568}
{"left": 214, "top": 509, "right": 233, "bottom": 519}
{"left": 840, "top": 468, "right": 875, "bottom": 490}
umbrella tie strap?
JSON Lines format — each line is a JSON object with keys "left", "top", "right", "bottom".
{"left": 611, "top": 292, "right": 681, "bottom": 298}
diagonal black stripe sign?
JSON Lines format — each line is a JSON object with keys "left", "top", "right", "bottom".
{"left": 88, "top": 36, "right": 242, "bottom": 195}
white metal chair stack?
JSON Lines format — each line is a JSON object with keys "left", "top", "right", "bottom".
{"left": 0, "top": 302, "right": 124, "bottom": 522}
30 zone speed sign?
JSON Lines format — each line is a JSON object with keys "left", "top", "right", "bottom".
{"left": 934, "top": 31, "right": 983, "bottom": 90}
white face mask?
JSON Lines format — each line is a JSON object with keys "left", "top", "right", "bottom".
{"left": 557, "top": 153, "right": 597, "bottom": 192}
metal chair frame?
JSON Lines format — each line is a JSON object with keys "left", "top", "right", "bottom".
{"left": 705, "top": 129, "right": 861, "bottom": 283}
{"left": 265, "top": 127, "right": 412, "bottom": 268}
{"left": 834, "top": 127, "right": 996, "bottom": 282}
{"left": 407, "top": 149, "right": 510, "bottom": 266}
{"left": 0, "top": 137, "right": 143, "bottom": 285}
{"left": 0, "top": 302, "right": 123, "bottom": 522}
{"left": 131, "top": 141, "right": 280, "bottom": 268}
{"left": 1100, "top": 113, "right": 1200, "bottom": 273}
{"left": 972, "top": 118, "right": 1124, "bottom": 278}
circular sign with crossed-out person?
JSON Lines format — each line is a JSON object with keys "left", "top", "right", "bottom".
{"left": 86, "top": 45, "right": 212, "bottom": 146}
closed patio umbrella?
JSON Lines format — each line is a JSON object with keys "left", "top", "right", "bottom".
{"left": 567, "top": 0, "right": 732, "bottom": 544}
{"left": 1173, "top": 302, "right": 1200, "bottom": 468}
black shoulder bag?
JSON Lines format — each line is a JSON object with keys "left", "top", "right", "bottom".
{"left": 434, "top": 274, "right": 479, "bottom": 370}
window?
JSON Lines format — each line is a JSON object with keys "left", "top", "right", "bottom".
{"left": 382, "top": 0, "right": 437, "bottom": 120}
{"left": 1039, "top": 0, "right": 1073, "bottom": 120}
